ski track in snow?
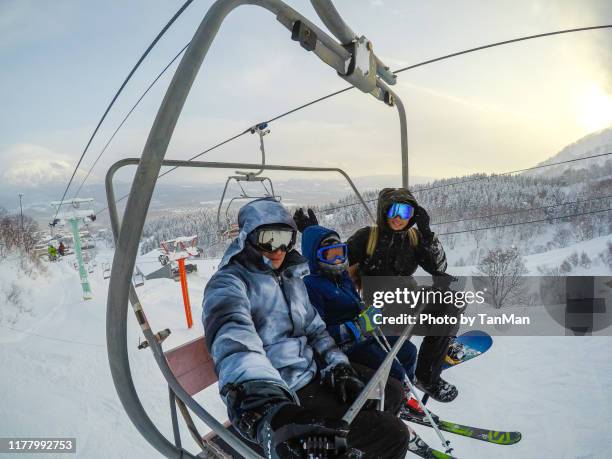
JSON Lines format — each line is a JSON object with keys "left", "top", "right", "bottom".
{"left": 1, "top": 248, "right": 611, "bottom": 458}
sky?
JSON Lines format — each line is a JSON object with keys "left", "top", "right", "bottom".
{"left": 1, "top": 0, "right": 611, "bottom": 200}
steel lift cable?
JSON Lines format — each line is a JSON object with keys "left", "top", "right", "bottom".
{"left": 53, "top": 0, "right": 195, "bottom": 220}
{"left": 73, "top": 43, "right": 191, "bottom": 198}
{"left": 438, "top": 207, "right": 612, "bottom": 236}
{"left": 320, "top": 151, "right": 612, "bottom": 214}
{"left": 89, "top": 25, "right": 611, "bottom": 211}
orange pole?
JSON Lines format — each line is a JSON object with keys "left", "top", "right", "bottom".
{"left": 177, "top": 258, "right": 193, "bottom": 328}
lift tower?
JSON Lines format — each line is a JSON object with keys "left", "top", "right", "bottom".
{"left": 50, "top": 198, "right": 96, "bottom": 300}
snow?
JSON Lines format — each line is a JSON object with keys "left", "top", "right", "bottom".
{"left": 1, "top": 244, "right": 611, "bottom": 458}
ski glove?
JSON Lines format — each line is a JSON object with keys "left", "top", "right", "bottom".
{"left": 293, "top": 208, "right": 318, "bottom": 233}
{"left": 260, "top": 403, "right": 361, "bottom": 459}
{"left": 354, "top": 305, "right": 379, "bottom": 334}
{"left": 413, "top": 205, "right": 435, "bottom": 244}
{"left": 432, "top": 272, "right": 457, "bottom": 290}
{"left": 221, "top": 380, "right": 295, "bottom": 443}
{"left": 323, "top": 363, "right": 366, "bottom": 405}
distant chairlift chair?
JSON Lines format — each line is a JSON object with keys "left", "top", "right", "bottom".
{"left": 103, "top": 263, "right": 111, "bottom": 280}
{"left": 133, "top": 265, "right": 145, "bottom": 287}
{"left": 216, "top": 123, "right": 280, "bottom": 239}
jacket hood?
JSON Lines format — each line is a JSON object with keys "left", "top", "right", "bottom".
{"left": 376, "top": 187, "right": 418, "bottom": 229}
{"left": 219, "top": 198, "right": 297, "bottom": 268}
{"left": 301, "top": 225, "right": 341, "bottom": 274}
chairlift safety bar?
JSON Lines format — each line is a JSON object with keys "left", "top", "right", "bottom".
{"left": 106, "top": 157, "right": 374, "bottom": 459}
{"left": 106, "top": 1, "right": 408, "bottom": 457}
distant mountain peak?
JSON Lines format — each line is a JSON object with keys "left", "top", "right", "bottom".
{"left": 531, "top": 127, "right": 612, "bottom": 176}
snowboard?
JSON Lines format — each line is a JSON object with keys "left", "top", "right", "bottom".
{"left": 420, "top": 330, "right": 493, "bottom": 405}
{"left": 442, "top": 330, "right": 493, "bottom": 370}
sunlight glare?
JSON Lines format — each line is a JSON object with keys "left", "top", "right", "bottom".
{"left": 578, "top": 84, "right": 612, "bottom": 132}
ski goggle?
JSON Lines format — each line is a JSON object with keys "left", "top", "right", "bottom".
{"left": 386, "top": 202, "right": 414, "bottom": 220}
{"left": 316, "top": 243, "right": 348, "bottom": 265}
{"left": 252, "top": 228, "right": 296, "bottom": 252}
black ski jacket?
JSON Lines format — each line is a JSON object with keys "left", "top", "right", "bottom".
{"left": 347, "top": 188, "right": 447, "bottom": 277}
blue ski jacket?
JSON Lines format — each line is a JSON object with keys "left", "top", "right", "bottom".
{"left": 202, "top": 199, "right": 348, "bottom": 396}
{"left": 302, "top": 224, "right": 417, "bottom": 382}
{"left": 301, "top": 225, "right": 365, "bottom": 346}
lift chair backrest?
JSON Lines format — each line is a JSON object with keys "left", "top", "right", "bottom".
{"left": 164, "top": 336, "right": 217, "bottom": 396}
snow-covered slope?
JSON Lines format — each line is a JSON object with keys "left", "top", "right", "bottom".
{"left": 530, "top": 127, "right": 612, "bottom": 177}
{"left": 1, "top": 247, "right": 611, "bottom": 458}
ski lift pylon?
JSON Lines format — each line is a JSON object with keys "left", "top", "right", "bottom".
{"left": 133, "top": 265, "right": 145, "bottom": 288}
{"left": 105, "top": 1, "right": 408, "bottom": 457}
{"left": 159, "top": 236, "right": 199, "bottom": 328}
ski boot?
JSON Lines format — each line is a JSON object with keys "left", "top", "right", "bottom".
{"left": 415, "top": 377, "right": 458, "bottom": 403}
{"left": 406, "top": 425, "right": 440, "bottom": 458}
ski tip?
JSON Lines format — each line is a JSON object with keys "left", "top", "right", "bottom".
{"left": 487, "top": 431, "right": 523, "bottom": 445}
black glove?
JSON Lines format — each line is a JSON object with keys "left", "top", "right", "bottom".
{"left": 293, "top": 208, "right": 318, "bottom": 233}
{"left": 222, "top": 381, "right": 295, "bottom": 443}
{"left": 413, "top": 205, "right": 434, "bottom": 243}
{"left": 261, "top": 404, "right": 360, "bottom": 459}
{"left": 322, "top": 363, "right": 365, "bottom": 404}
{"left": 432, "top": 272, "right": 457, "bottom": 290}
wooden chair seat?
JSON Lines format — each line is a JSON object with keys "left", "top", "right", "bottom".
{"left": 165, "top": 336, "right": 217, "bottom": 396}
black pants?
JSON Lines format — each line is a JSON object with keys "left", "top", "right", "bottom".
{"left": 414, "top": 299, "right": 463, "bottom": 384}
{"left": 296, "top": 363, "right": 410, "bottom": 459}
{"left": 415, "top": 335, "right": 454, "bottom": 383}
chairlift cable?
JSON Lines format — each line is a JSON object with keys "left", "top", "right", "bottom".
{"left": 437, "top": 207, "right": 612, "bottom": 236}
{"left": 393, "top": 25, "right": 612, "bottom": 74}
{"left": 320, "top": 151, "right": 612, "bottom": 214}
{"left": 73, "top": 43, "right": 191, "bottom": 198}
{"left": 52, "top": 0, "right": 195, "bottom": 220}
{"left": 432, "top": 193, "right": 612, "bottom": 226}
{"left": 93, "top": 26, "right": 611, "bottom": 215}
{"left": 415, "top": 151, "right": 612, "bottom": 193}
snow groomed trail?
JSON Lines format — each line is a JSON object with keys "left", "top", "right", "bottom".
{"left": 1, "top": 249, "right": 611, "bottom": 458}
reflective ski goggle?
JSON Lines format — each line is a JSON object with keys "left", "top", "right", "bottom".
{"left": 386, "top": 202, "right": 414, "bottom": 220}
{"left": 253, "top": 228, "right": 296, "bottom": 252}
{"left": 316, "top": 243, "right": 348, "bottom": 265}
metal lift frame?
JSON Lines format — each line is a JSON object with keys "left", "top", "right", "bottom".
{"left": 106, "top": 158, "right": 374, "bottom": 458}
{"left": 106, "top": 1, "right": 410, "bottom": 457}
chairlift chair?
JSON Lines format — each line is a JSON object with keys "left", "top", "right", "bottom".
{"left": 216, "top": 123, "right": 281, "bottom": 238}
{"left": 133, "top": 265, "right": 145, "bottom": 288}
{"left": 105, "top": 1, "right": 410, "bottom": 457}
{"left": 103, "top": 263, "right": 111, "bottom": 280}
{"left": 107, "top": 158, "right": 375, "bottom": 459}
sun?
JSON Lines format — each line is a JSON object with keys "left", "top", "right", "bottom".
{"left": 577, "top": 84, "right": 612, "bottom": 132}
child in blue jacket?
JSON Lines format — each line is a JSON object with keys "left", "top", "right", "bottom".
{"left": 301, "top": 225, "right": 419, "bottom": 395}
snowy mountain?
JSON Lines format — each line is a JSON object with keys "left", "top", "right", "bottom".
{"left": 0, "top": 174, "right": 434, "bottom": 229}
{"left": 529, "top": 126, "right": 612, "bottom": 178}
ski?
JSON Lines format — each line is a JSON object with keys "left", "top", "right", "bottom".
{"left": 408, "top": 427, "right": 458, "bottom": 459}
{"left": 401, "top": 411, "right": 522, "bottom": 446}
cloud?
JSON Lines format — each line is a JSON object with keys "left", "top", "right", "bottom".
{"left": 1, "top": 143, "right": 85, "bottom": 187}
